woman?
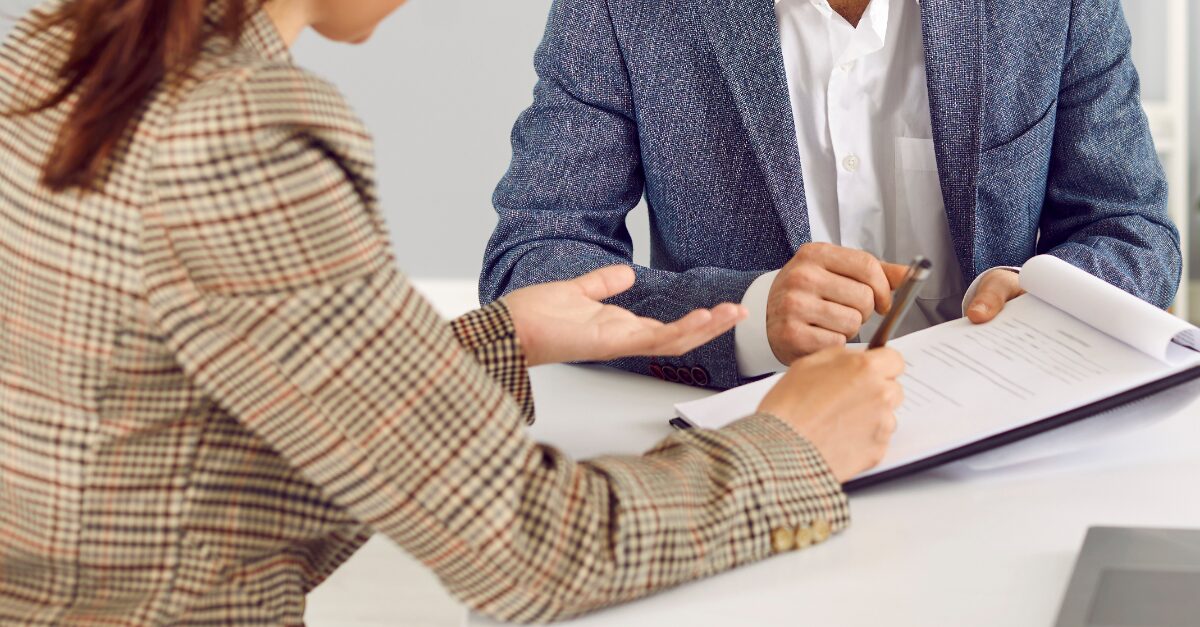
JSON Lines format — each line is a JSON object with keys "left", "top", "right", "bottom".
{"left": 0, "top": 0, "right": 904, "bottom": 623}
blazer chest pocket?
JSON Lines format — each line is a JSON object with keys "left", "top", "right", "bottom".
{"left": 979, "top": 99, "right": 1057, "bottom": 187}
{"left": 978, "top": 99, "right": 1057, "bottom": 253}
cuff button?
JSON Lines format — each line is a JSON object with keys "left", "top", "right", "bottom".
{"left": 794, "top": 525, "right": 814, "bottom": 550}
{"left": 812, "top": 518, "right": 832, "bottom": 544}
{"left": 771, "top": 526, "right": 795, "bottom": 553}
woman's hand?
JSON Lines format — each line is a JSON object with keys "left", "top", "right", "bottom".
{"left": 503, "top": 265, "right": 748, "bottom": 367}
{"left": 758, "top": 348, "right": 906, "bottom": 482}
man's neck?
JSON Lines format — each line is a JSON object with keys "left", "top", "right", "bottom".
{"left": 829, "top": 0, "right": 872, "bottom": 27}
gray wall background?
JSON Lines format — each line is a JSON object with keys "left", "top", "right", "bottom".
{"left": 290, "top": 0, "right": 562, "bottom": 278}
{"left": 1122, "top": 0, "right": 1200, "bottom": 277}
{"left": 2, "top": 0, "right": 1197, "bottom": 280}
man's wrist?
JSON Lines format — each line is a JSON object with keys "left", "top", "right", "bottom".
{"left": 735, "top": 270, "right": 787, "bottom": 377}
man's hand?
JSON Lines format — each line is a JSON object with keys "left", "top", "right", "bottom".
{"left": 766, "top": 243, "right": 909, "bottom": 364}
{"left": 504, "top": 265, "right": 748, "bottom": 367}
{"left": 965, "top": 269, "right": 1025, "bottom": 324}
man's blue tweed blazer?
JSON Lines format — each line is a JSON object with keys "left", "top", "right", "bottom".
{"left": 480, "top": 0, "right": 1181, "bottom": 390}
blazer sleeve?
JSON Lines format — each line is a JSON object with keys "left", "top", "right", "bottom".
{"left": 450, "top": 301, "right": 536, "bottom": 423}
{"left": 480, "top": 0, "right": 765, "bottom": 390}
{"left": 146, "top": 64, "right": 849, "bottom": 623}
{"left": 1038, "top": 0, "right": 1181, "bottom": 308}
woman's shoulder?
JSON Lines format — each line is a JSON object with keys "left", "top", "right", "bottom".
{"left": 173, "top": 49, "right": 365, "bottom": 139}
{"left": 161, "top": 41, "right": 375, "bottom": 180}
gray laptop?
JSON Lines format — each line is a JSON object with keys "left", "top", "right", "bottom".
{"left": 1056, "top": 527, "right": 1200, "bottom": 627}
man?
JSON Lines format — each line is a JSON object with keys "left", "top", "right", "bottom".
{"left": 481, "top": 0, "right": 1180, "bottom": 390}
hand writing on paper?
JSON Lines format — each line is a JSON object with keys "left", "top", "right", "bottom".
{"left": 966, "top": 269, "right": 1026, "bottom": 324}
{"left": 758, "top": 347, "right": 906, "bottom": 482}
{"left": 504, "top": 265, "right": 748, "bottom": 367}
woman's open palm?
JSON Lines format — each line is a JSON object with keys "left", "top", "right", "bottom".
{"left": 503, "top": 266, "right": 747, "bottom": 367}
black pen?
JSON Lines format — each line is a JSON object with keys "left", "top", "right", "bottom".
{"left": 869, "top": 256, "right": 933, "bottom": 349}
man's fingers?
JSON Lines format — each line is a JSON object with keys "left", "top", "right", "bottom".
{"left": 808, "top": 299, "right": 865, "bottom": 338}
{"left": 966, "top": 291, "right": 1005, "bottom": 324}
{"left": 967, "top": 271, "right": 1022, "bottom": 324}
{"left": 573, "top": 265, "right": 637, "bottom": 301}
{"left": 881, "top": 262, "right": 910, "bottom": 288}
{"left": 774, "top": 324, "right": 848, "bottom": 363}
{"left": 812, "top": 272, "right": 875, "bottom": 322}
{"left": 813, "top": 247, "right": 892, "bottom": 315}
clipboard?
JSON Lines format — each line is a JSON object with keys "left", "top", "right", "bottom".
{"left": 671, "top": 256, "right": 1200, "bottom": 492}
{"left": 671, "top": 363, "right": 1200, "bottom": 491}
{"left": 841, "top": 363, "right": 1200, "bottom": 492}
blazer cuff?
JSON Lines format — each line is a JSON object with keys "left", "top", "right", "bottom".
{"left": 450, "top": 301, "right": 535, "bottom": 423}
{"left": 714, "top": 413, "right": 850, "bottom": 538}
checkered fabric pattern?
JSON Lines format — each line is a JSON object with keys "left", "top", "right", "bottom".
{"left": 0, "top": 3, "right": 848, "bottom": 624}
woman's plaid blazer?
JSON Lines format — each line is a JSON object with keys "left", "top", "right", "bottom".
{"left": 0, "top": 3, "right": 848, "bottom": 623}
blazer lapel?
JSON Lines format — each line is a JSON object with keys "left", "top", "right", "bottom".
{"left": 700, "top": 0, "right": 811, "bottom": 250}
{"left": 921, "top": 0, "right": 984, "bottom": 278}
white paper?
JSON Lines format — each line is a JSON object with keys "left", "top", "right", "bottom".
{"left": 868, "top": 296, "right": 1200, "bottom": 477}
{"left": 955, "top": 376, "right": 1200, "bottom": 472}
{"left": 675, "top": 257, "right": 1200, "bottom": 481}
{"left": 1020, "top": 255, "right": 1198, "bottom": 361}
{"left": 675, "top": 374, "right": 782, "bottom": 430}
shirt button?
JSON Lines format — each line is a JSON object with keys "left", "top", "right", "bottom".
{"left": 839, "top": 61, "right": 855, "bottom": 72}
{"left": 842, "top": 155, "right": 860, "bottom": 172}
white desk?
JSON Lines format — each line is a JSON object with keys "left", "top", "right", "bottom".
{"left": 310, "top": 282, "right": 1200, "bottom": 627}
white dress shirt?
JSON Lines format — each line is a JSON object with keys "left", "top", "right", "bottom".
{"left": 736, "top": 0, "right": 997, "bottom": 376}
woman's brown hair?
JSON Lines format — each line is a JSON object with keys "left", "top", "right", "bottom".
{"left": 25, "top": 0, "right": 251, "bottom": 191}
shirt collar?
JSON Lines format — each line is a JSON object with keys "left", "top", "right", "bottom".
{"left": 773, "top": 0, "right": 920, "bottom": 9}
{"left": 774, "top": 0, "right": 910, "bottom": 64}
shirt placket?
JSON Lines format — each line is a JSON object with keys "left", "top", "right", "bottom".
{"left": 825, "top": 3, "right": 888, "bottom": 257}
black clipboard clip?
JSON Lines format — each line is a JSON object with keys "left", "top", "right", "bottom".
{"left": 669, "top": 417, "right": 696, "bottom": 430}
